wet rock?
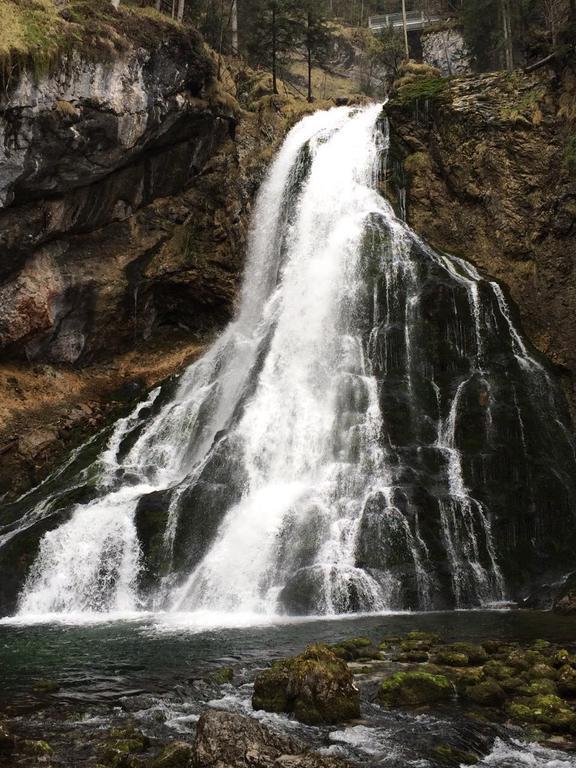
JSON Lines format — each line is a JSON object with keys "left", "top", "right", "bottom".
{"left": 553, "top": 574, "right": 576, "bottom": 615}
{"left": 0, "top": 721, "right": 14, "bottom": 755}
{"left": 152, "top": 742, "right": 194, "bottom": 767}
{"left": 193, "top": 710, "right": 350, "bottom": 768}
{"left": 252, "top": 644, "right": 360, "bottom": 725}
{"left": 378, "top": 671, "right": 454, "bottom": 707}
{"left": 99, "top": 724, "right": 151, "bottom": 766}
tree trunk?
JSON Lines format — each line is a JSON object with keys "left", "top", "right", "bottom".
{"left": 155, "top": 0, "right": 161, "bottom": 10}
{"left": 177, "top": 0, "right": 185, "bottom": 22}
{"left": 401, "top": 0, "right": 410, "bottom": 58}
{"left": 272, "top": 2, "right": 278, "bottom": 95}
{"left": 307, "top": 12, "right": 313, "bottom": 102}
{"left": 501, "top": 0, "right": 514, "bottom": 71}
{"left": 231, "top": 0, "right": 239, "bottom": 54}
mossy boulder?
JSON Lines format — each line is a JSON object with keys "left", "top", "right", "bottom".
{"left": 506, "top": 650, "right": 545, "bottom": 671}
{"left": 396, "top": 650, "right": 430, "bottom": 663}
{"left": 378, "top": 671, "right": 454, "bottom": 707}
{"left": 434, "top": 651, "right": 469, "bottom": 667}
{"left": 400, "top": 631, "right": 440, "bottom": 653}
{"left": 519, "top": 679, "right": 557, "bottom": 697}
{"left": 446, "top": 643, "right": 488, "bottom": 665}
{"left": 252, "top": 644, "right": 360, "bottom": 725}
{"left": 506, "top": 694, "right": 576, "bottom": 732}
{"left": 449, "top": 667, "right": 485, "bottom": 691}
{"left": 463, "top": 680, "right": 506, "bottom": 707}
{"left": 500, "top": 676, "right": 525, "bottom": 694}
{"left": 483, "top": 660, "right": 516, "bottom": 680}
{"left": 332, "top": 637, "right": 381, "bottom": 661}
{"left": 526, "top": 663, "right": 557, "bottom": 681}
{"left": 151, "top": 742, "right": 194, "bottom": 768}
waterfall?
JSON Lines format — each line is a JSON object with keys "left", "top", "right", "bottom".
{"left": 4, "top": 104, "right": 576, "bottom": 619}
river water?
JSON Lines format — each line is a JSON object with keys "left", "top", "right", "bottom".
{"left": 1, "top": 610, "right": 575, "bottom": 767}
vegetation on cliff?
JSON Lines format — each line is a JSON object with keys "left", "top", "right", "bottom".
{"left": 0, "top": 0, "right": 211, "bottom": 90}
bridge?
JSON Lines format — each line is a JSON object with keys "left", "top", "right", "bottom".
{"left": 368, "top": 11, "right": 442, "bottom": 32}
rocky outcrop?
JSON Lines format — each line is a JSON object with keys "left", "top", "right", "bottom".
{"left": 0, "top": 7, "right": 317, "bottom": 499}
{"left": 386, "top": 65, "right": 576, "bottom": 419}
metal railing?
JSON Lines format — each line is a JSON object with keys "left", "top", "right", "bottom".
{"left": 368, "top": 10, "right": 442, "bottom": 31}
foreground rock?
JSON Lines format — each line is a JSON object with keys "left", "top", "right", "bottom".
{"left": 252, "top": 644, "right": 360, "bottom": 725}
{"left": 194, "top": 710, "right": 350, "bottom": 768}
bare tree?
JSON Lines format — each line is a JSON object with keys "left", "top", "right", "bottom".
{"left": 543, "top": 0, "right": 570, "bottom": 47}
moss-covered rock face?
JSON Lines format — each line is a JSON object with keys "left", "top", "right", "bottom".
{"left": 252, "top": 644, "right": 360, "bottom": 725}
{"left": 378, "top": 671, "right": 454, "bottom": 707}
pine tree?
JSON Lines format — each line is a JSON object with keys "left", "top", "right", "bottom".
{"left": 299, "top": 0, "right": 333, "bottom": 101}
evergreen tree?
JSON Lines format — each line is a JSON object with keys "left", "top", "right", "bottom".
{"left": 243, "top": 0, "right": 302, "bottom": 93}
{"left": 299, "top": 0, "right": 333, "bottom": 101}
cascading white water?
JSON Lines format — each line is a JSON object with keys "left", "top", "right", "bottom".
{"left": 12, "top": 103, "right": 576, "bottom": 620}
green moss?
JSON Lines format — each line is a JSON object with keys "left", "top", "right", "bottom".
{"left": 526, "top": 664, "right": 557, "bottom": 681}
{"left": 520, "top": 679, "right": 557, "bottom": 697}
{"left": 211, "top": 667, "right": 234, "bottom": 685}
{"left": 0, "top": 0, "right": 213, "bottom": 92}
{"left": 392, "top": 76, "right": 449, "bottom": 106}
{"left": 21, "top": 740, "right": 53, "bottom": 756}
{"left": 435, "top": 651, "right": 469, "bottom": 667}
{"left": 378, "top": 671, "right": 454, "bottom": 707}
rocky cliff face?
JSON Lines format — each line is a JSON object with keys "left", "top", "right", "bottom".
{"left": 0, "top": 7, "right": 313, "bottom": 499}
{"left": 387, "top": 66, "right": 576, "bottom": 419}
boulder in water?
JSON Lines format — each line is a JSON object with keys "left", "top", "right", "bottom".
{"left": 252, "top": 644, "right": 360, "bottom": 725}
{"left": 378, "top": 670, "right": 454, "bottom": 707}
{"left": 193, "top": 710, "right": 350, "bottom": 767}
